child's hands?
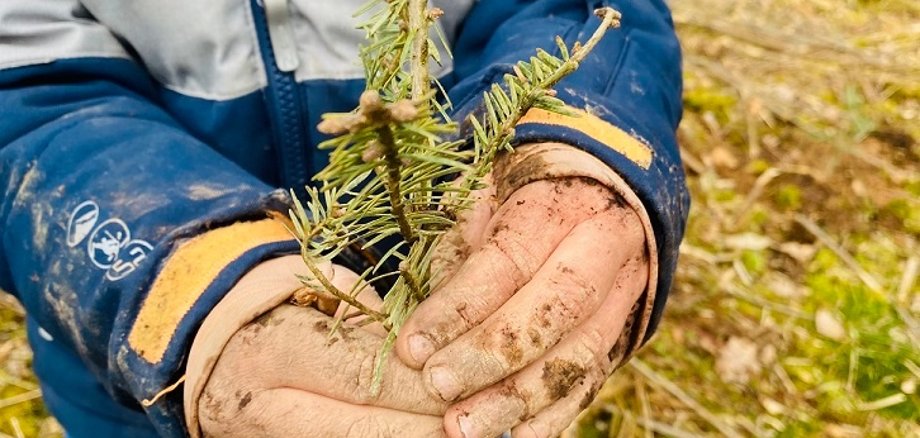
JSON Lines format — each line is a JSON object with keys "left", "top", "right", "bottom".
{"left": 186, "top": 256, "right": 448, "bottom": 437}
{"left": 395, "top": 143, "right": 652, "bottom": 438}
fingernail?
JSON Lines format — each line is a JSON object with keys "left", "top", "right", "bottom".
{"left": 408, "top": 333, "right": 436, "bottom": 364}
{"left": 457, "top": 414, "right": 477, "bottom": 438}
{"left": 429, "top": 366, "right": 462, "bottom": 401}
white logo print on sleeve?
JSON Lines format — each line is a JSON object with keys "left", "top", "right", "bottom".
{"left": 66, "top": 201, "right": 99, "bottom": 247}
{"left": 67, "top": 201, "right": 152, "bottom": 281}
{"left": 88, "top": 218, "right": 131, "bottom": 268}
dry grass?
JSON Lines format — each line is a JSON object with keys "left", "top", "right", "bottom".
{"left": 2, "top": 0, "right": 918, "bottom": 436}
{"left": 570, "top": 0, "right": 919, "bottom": 436}
{"left": 0, "top": 294, "right": 61, "bottom": 437}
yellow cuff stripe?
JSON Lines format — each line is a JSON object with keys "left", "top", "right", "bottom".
{"left": 128, "top": 219, "right": 294, "bottom": 363}
{"left": 518, "top": 107, "right": 653, "bottom": 169}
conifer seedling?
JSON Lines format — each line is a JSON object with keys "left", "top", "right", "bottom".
{"left": 286, "top": 0, "right": 622, "bottom": 390}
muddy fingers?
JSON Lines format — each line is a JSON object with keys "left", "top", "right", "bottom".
{"left": 396, "top": 179, "right": 609, "bottom": 369}
{"left": 440, "top": 256, "right": 648, "bottom": 438}
{"left": 419, "top": 208, "right": 644, "bottom": 403}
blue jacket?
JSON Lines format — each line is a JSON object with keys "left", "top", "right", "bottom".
{"left": 0, "top": 0, "right": 687, "bottom": 436}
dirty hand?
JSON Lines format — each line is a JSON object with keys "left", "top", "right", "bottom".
{"left": 185, "top": 256, "right": 448, "bottom": 438}
{"left": 395, "top": 143, "right": 651, "bottom": 438}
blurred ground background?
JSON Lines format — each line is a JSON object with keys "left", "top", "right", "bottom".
{"left": 2, "top": 0, "right": 918, "bottom": 436}
{"left": 571, "top": 0, "right": 920, "bottom": 436}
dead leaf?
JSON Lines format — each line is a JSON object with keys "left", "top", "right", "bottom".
{"left": 761, "top": 397, "right": 785, "bottom": 415}
{"left": 901, "top": 378, "right": 916, "bottom": 395}
{"left": 716, "top": 337, "right": 762, "bottom": 384}
{"left": 759, "top": 344, "right": 778, "bottom": 365}
{"left": 765, "top": 272, "right": 803, "bottom": 298}
{"left": 709, "top": 146, "right": 739, "bottom": 169}
{"left": 777, "top": 241, "right": 817, "bottom": 263}
{"left": 725, "top": 233, "right": 772, "bottom": 251}
{"left": 824, "top": 424, "right": 862, "bottom": 438}
{"left": 815, "top": 309, "right": 846, "bottom": 341}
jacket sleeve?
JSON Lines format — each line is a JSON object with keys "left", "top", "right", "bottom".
{"left": 0, "top": 5, "right": 298, "bottom": 436}
{"left": 447, "top": 0, "right": 688, "bottom": 346}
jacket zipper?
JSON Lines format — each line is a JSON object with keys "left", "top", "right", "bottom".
{"left": 251, "top": 0, "right": 309, "bottom": 192}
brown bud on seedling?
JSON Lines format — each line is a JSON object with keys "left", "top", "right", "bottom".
{"left": 319, "top": 113, "right": 369, "bottom": 135}
{"left": 317, "top": 116, "right": 349, "bottom": 135}
{"left": 594, "top": 7, "right": 622, "bottom": 21}
{"left": 349, "top": 114, "right": 369, "bottom": 133}
{"left": 359, "top": 90, "right": 384, "bottom": 112}
{"left": 290, "top": 288, "right": 339, "bottom": 317}
{"left": 388, "top": 100, "right": 420, "bottom": 122}
{"left": 362, "top": 141, "right": 384, "bottom": 162}
{"left": 428, "top": 7, "right": 444, "bottom": 20}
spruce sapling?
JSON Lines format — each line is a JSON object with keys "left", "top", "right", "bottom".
{"left": 286, "top": 1, "right": 622, "bottom": 390}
